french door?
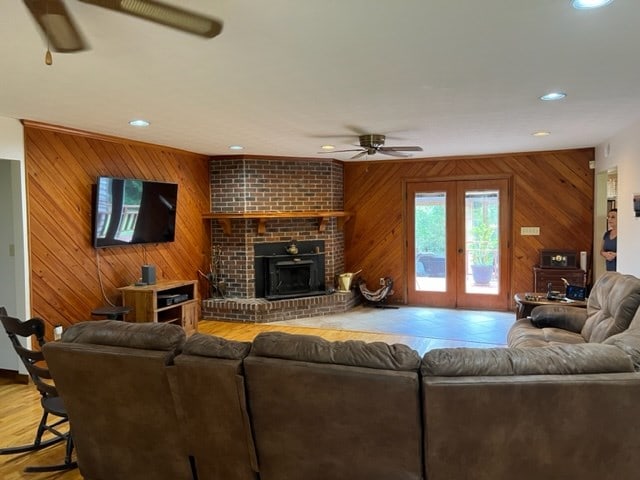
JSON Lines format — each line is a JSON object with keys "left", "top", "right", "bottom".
{"left": 407, "top": 178, "right": 511, "bottom": 310}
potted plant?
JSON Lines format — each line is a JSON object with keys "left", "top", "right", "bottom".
{"left": 469, "top": 223, "right": 497, "bottom": 285}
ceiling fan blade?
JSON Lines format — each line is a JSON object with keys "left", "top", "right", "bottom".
{"left": 378, "top": 150, "right": 413, "bottom": 158}
{"left": 350, "top": 151, "right": 368, "bottom": 160}
{"left": 78, "top": 0, "right": 223, "bottom": 38}
{"left": 379, "top": 146, "right": 423, "bottom": 152}
{"left": 24, "top": 0, "right": 88, "bottom": 52}
{"left": 317, "top": 149, "right": 364, "bottom": 154}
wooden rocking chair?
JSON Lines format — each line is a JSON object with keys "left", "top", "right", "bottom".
{"left": 0, "top": 310, "right": 77, "bottom": 472}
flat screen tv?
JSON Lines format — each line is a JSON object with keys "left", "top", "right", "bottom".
{"left": 92, "top": 176, "right": 178, "bottom": 248}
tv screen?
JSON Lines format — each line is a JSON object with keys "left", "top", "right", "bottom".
{"left": 92, "top": 176, "right": 178, "bottom": 248}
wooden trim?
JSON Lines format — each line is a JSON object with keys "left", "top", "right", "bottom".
{"left": 0, "top": 369, "right": 29, "bottom": 384}
{"left": 203, "top": 211, "right": 352, "bottom": 235}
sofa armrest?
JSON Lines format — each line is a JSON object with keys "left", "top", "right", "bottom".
{"left": 421, "top": 344, "right": 634, "bottom": 377}
{"left": 530, "top": 305, "right": 588, "bottom": 333}
{"left": 604, "top": 330, "right": 640, "bottom": 371}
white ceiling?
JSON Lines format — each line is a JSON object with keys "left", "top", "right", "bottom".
{"left": 2, "top": 0, "right": 639, "bottom": 161}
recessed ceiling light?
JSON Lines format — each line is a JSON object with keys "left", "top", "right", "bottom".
{"left": 229, "top": 145, "right": 244, "bottom": 150}
{"left": 532, "top": 131, "right": 551, "bottom": 137}
{"left": 571, "top": 0, "right": 614, "bottom": 10}
{"left": 321, "top": 145, "right": 335, "bottom": 150}
{"left": 539, "top": 92, "right": 567, "bottom": 101}
{"left": 129, "top": 119, "right": 150, "bottom": 127}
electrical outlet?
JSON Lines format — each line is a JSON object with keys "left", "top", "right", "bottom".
{"left": 520, "top": 226, "right": 540, "bottom": 236}
{"left": 379, "top": 277, "right": 385, "bottom": 286}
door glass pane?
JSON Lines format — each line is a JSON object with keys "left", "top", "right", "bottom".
{"left": 415, "top": 192, "right": 446, "bottom": 292}
{"left": 465, "top": 190, "right": 499, "bottom": 295}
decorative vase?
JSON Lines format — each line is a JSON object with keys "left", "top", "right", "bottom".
{"left": 471, "top": 264, "right": 493, "bottom": 285}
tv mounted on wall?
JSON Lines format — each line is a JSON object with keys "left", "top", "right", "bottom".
{"left": 92, "top": 176, "right": 178, "bottom": 248}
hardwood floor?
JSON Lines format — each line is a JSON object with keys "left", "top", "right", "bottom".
{"left": 0, "top": 378, "right": 78, "bottom": 480}
{"left": 0, "top": 309, "right": 513, "bottom": 479}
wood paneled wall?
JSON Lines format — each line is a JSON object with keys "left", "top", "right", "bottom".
{"left": 24, "top": 122, "right": 211, "bottom": 337}
{"left": 343, "top": 149, "right": 594, "bottom": 307}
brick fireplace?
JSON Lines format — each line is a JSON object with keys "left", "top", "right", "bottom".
{"left": 201, "top": 157, "right": 358, "bottom": 322}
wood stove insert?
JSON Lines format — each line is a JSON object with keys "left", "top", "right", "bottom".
{"left": 255, "top": 241, "right": 326, "bottom": 300}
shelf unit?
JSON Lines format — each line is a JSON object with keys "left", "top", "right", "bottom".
{"left": 202, "top": 211, "right": 352, "bottom": 235}
{"left": 119, "top": 280, "right": 198, "bottom": 336}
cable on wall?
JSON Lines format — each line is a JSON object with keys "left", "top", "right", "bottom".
{"left": 95, "top": 249, "right": 116, "bottom": 307}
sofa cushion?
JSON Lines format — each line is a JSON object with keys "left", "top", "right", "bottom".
{"left": 507, "top": 318, "right": 586, "bottom": 348}
{"left": 604, "top": 331, "right": 640, "bottom": 371}
{"left": 245, "top": 331, "right": 423, "bottom": 480}
{"left": 61, "top": 319, "right": 185, "bottom": 351}
{"left": 250, "top": 331, "right": 421, "bottom": 371}
{"left": 581, "top": 272, "right": 640, "bottom": 342}
{"left": 182, "top": 332, "right": 251, "bottom": 359}
{"left": 174, "top": 334, "right": 258, "bottom": 480}
{"left": 530, "top": 305, "right": 587, "bottom": 332}
{"left": 422, "top": 344, "right": 634, "bottom": 376}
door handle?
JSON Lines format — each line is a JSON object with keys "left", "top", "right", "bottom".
{"left": 458, "top": 248, "right": 464, "bottom": 254}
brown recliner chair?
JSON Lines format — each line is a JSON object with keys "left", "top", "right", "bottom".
{"left": 43, "top": 320, "right": 192, "bottom": 480}
{"left": 508, "top": 271, "right": 640, "bottom": 348}
{"left": 243, "top": 331, "right": 424, "bottom": 480}
{"left": 173, "top": 333, "right": 259, "bottom": 480}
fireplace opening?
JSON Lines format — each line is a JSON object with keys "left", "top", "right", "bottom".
{"left": 267, "top": 258, "right": 316, "bottom": 299}
{"left": 255, "top": 240, "right": 326, "bottom": 300}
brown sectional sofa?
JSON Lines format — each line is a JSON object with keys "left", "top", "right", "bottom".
{"left": 42, "top": 272, "right": 640, "bottom": 480}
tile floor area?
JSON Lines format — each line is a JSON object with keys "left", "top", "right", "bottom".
{"left": 269, "top": 305, "right": 515, "bottom": 348}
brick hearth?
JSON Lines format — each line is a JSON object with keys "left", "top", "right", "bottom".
{"left": 202, "top": 290, "right": 360, "bottom": 323}
{"left": 204, "top": 156, "right": 351, "bottom": 322}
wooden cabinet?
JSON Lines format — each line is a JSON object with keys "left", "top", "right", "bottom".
{"left": 533, "top": 267, "right": 586, "bottom": 293}
{"left": 119, "top": 280, "right": 198, "bottom": 336}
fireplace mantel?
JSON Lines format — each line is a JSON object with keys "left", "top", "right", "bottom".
{"left": 203, "top": 211, "right": 352, "bottom": 235}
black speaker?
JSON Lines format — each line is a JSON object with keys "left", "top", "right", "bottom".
{"left": 141, "top": 265, "right": 156, "bottom": 285}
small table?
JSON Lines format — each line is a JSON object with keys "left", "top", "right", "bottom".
{"left": 513, "top": 292, "right": 587, "bottom": 319}
{"left": 91, "top": 305, "right": 132, "bottom": 321}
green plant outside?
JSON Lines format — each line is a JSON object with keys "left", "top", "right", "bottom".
{"left": 415, "top": 204, "right": 445, "bottom": 255}
{"left": 469, "top": 222, "right": 498, "bottom": 266}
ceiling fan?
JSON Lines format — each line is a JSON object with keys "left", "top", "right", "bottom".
{"left": 24, "top": 0, "right": 223, "bottom": 60}
{"left": 321, "top": 134, "right": 423, "bottom": 160}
